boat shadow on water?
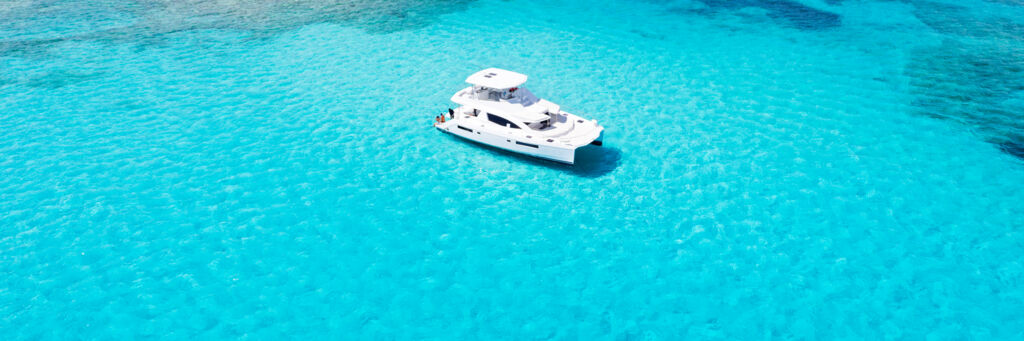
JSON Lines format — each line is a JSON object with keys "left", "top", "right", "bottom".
{"left": 443, "top": 134, "right": 621, "bottom": 178}
{"left": 568, "top": 144, "right": 622, "bottom": 178}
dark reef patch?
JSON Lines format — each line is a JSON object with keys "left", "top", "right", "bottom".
{"left": 984, "top": 0, "right": 1024, "bottom": 6}
{"left": 907, "top": 0, "right": 1024, "bottom": 41}
{"left": 125, "top": 0, "right": 480, "bottom": 34}
{"left": 0, "top": 0, "right": 478, "bottom": 56}
{"left": 905, "top": 1, "right": 1024, "bottom": 160}
{"left": 0, "top": 37, "right": 68, "bottom": 59}
{"left": 689, "top": 0, "right": 841, "bottom": 30}
{"left": 906, "top": 41, "right": 1024, "bottom": 160}
{"left": 1000, "top": 141, "right": 1024, "bottom": 160}
{"left": 23, "top": 70, "right": 104, "bottom": 89}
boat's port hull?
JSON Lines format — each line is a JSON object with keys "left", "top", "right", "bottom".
{"left": 436, "top": 124, "right": 582, "bottom": 164}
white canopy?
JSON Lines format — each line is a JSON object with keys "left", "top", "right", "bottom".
{"left": 465, "top": 68, "right": 527, "bottom": 89}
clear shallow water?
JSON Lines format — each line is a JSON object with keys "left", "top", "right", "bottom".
{"left": 2, "top": 0, "right": 1024, "bottom": 338}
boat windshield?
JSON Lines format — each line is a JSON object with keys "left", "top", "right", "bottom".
{"left": 473, "top": 86, "right": 539, "bottom": 105}
{"left": 510, "top": 88, "right": 539, "bottom": 106}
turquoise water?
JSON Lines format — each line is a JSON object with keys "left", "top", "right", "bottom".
{"left": 3, "top": 0, "right": 1024, "bottom": 338}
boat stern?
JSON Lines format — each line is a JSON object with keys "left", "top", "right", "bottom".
{"left": 590, "top": 129, "right": 604, "bottom": 146}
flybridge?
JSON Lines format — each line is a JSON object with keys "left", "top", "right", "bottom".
{"left": 452, "top": 70, "right": 553, "bottom": 123}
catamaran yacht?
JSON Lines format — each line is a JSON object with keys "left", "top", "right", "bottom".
{"left": 435, "top": 68, "right": 604, "bottom": 164}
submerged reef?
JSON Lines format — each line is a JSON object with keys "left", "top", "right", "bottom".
{"left": 0, "top": 0, "right": 477, "bottom": 56}
{"left": 654, "top": 0, "right": 841, "bottom": 30}
{"left": 904, "top": 1, "right": 1024, "bottom": 160}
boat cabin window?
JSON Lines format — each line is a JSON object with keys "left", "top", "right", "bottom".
{"left": 487, "top": 113, "right": 520, "bottom": 129}
{"left": 475, "top": 86, "right": 521, "bottom": 101}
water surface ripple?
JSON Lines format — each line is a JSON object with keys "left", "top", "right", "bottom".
{"left": 2, "top": 0, "right": 1024, "bottom": 339}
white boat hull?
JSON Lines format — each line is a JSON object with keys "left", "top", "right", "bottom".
{"left": 436, "top": 123, "right": 583, "bottom": 164}
{"left": 435, "top": 112, "right": 604, "bottom": 165}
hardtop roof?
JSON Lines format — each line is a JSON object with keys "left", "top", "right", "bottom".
{"left": 465, "top": 68, "right": 527, "bottom": 89}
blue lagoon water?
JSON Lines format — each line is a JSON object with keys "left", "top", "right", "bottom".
{"left": 2, "top": 0, "right": 1024, "bottom": 339}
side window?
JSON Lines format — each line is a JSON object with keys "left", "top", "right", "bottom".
{"left": 487, "top": 113, "right": 520, "bottom": 129}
